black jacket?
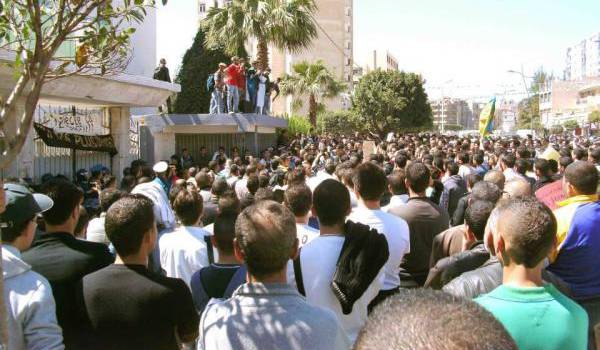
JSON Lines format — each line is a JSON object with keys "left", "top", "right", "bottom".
{"left": 450, "top": 194, "right": 469, "bottom": 226}
{"left": 442, "top": 256, "right": 572, "bottom": 299}
{"left": 425, "top": 242, "right": 489, "bottom": 290}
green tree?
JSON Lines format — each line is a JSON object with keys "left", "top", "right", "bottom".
{"left": 517, "top": 67, "right": 551, "bottom": 130}
{"left": 588, "top": 110, "right": 600, "bottom": 128}
{"left": 0, "top": 0, "right": 163, "bottom": 170}
{"left": 173, "top": 29, "right": 246, "bottom": 113}
{"left": 280, "top": 60, "right": 345, "bottom": 128}
{"left": 352, "top": 70, "right": 432, "bottom": 137}
{"left": 563, "top": 119, "right": 579, "bottom": 130}
{"left": 317, "top": 110, "right": 361, "bottom": 134}
{"left": 202, "top": 0, "right": 317, "bottom": 70}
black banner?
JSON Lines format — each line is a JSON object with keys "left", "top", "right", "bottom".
{"left": 34, "top": 123, "right": 118, "bottom": 155}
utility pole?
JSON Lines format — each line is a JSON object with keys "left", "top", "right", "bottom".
{"left": 508, "top": 67, "right": 533, "bottom": 131}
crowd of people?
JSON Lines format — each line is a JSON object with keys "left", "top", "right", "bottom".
{"left": 209, "top": 57, "right": 281, "bottom": 115}
{"left": 2, "top": 130, "right": 600, "bottom": 349}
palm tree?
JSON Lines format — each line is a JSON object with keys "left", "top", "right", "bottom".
{"left": 201, "top": 0, "right": 318, "bottom": 70}
{"left": 280, "top": 60, "right": 346, "bottom": 128}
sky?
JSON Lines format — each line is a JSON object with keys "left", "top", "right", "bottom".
{"left": 157, "top": 0, "right": 600, "bottom": 101}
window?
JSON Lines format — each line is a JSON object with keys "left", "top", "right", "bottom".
{"left": 199, "top": 2, "right": 206, "bottom": 13}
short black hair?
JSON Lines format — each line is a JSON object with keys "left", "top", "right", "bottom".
{"left": 515, "top": 158, "right": 530, "bottom": 175}
{"left": 394, "top": 154, "right": 408, "bottom": 169}
{"left": 313, "top": 179, "right": 350, "bottom": 226}
{"left": 565, "top": 161, "right": 599, "bottom": 195}
{"left": 465, "top": 200, "right": 494, "bottom": 240}
{"left": 246, "top": 174, "right": 259, "bottom": 195}
{"left": 497, "top": 197, "right": 556, "bottom": 268}
{"left": 75, "top": 205, "right": 90, "bottom": 238}
{"left": 559, "top": 156, "right": 573, "bottom": 169}
{"left": 100, "top": 188, "right": 126, "bottom": 213}
{"left": 501, "top": 153, "right": 516, "bottom": 168}
{"left": 388, "top": 170, "right": 407, "bottom": 195}
{"left": 1, "top": 214, "right": 35, "bottom": 243}
{"left": 214, "top": 212, "right": 237, "bottom": 254}
{"left": 458, "top": 152, "right": 470, "bottom": 165}
{"left": 548, "top": 159, "right": 558, "bottom": 173}
{"left": 474, "top": 153, "right": 484, "bottom": 165}
{"left": 465, "top": 173, "right": 482, "bottom": 189}
{"left": 284, "top": 184, "right": 312, "bottom": 217}
{"left": 105, "top": 194, "right": 155, "bottom": 257}
{"left": 590, "top": 148, "right": 600, "bottom": 163}
{"left": 405, "top": 162, "right": 431, "bottom": 193}
{"left": 254, "top": 187, "right": 274, "bottom": 202}
{"left": 353, "top": 162, "right": 387, "bottom": 201}
{"left": 534, "top": 158, "right": 551, "bottom": 177}
{"left": 572, "top": 147, "right": 587, "bottom": 160}
{"left": 211, "top": 178, "right": 229, "bottom": 196}
{"left": 120, "top": 175, "right": 137, "bottom": 193}
{"left": 195, "top": 172, "right": 212, "bottom": 190}
{"left": 355, "top": 289, "right": 516, "bottom": 350}
{"left": 41, "top": 178, "right": 83, "bottom": 226}
{"left": 218, "top": 191, "right": 241, "bottom": 214}
{"left": 173, "top": 189, "right": 203, "bottom": 226}
{"left": 235, "top": 201, "right": 296, "bottom": 278}
{"left": 471, "top": 181, "right": 502, "bottom": 204}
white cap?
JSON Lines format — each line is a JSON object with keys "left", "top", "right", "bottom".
{"left": 153, "top": 161, "right": 168, "bottom": 173}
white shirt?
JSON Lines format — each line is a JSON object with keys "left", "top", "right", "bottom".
{"left": 235, "top": 177, "right": 249, "bottom": 200}
{"left": 132, "top": 181, "right": 176, "bottom": 230}
{"left": 382, "top": 194, "right": 409, "bottom": 213}
{"left": 200, "top": 190, "right": 212, "bottom": 203}
{"left": 86, "top": 213, "right": 109, "bottom": 245}
{"left": 296, "top": 223, "right": 319, "bottom": 247}
{"left": 503, "top": 168, "right": 519, "bottom": 182}
{"left": 287, "top": 236, "right": 384, "bottom": 343}
{"left": 458, "top": 164, "right": 475, "bottom": 179}
{"left": 348, "top": 206, "right": 410, "bottom": 290}
{"left": 159, "top": 226, "right": 211, "bottom": 289}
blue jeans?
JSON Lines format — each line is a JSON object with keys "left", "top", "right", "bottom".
{"left": 210, "top": 90, "right": 224, "bottom": 114}
{"left": 227, "top": 84, "right": 239, "bottom": 113}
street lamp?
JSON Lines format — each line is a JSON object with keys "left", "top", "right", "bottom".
{"left": 507, "top": 68, "right": 534, "bottom": 131}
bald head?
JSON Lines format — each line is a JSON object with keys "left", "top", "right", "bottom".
{"left": 503, "top": 179, "right": 531, "bottom": 198}
{"left": 235, "top": 200, "right": 297, "bottom": 278}
{"left": 483, "top": 170, "right": 505, "bottom": 190}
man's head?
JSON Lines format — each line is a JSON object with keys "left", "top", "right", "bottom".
{"left": 503, "top": 179, "right": 532, "bottom": 199}
{"left": 501, "top": 153, "right": 516, "bottom": 170}
{"left": 313, "top": 179, "right": 351, "bottom": 227}
{"left": 494, "top": 197, "right": 556, "bottom": 268}
{"left": 534, "top": 158, "right": 551, "bottom": 179}
{"left": 212, "top": 212, "right": 238, "bottom": 256}
{"left": 589, "top": 147, "right": 600, "bottom": 165}
{"left": 483, "top": 170, "right": 506, "bottom": 190}
{"left": 234, "top": 201, "right": 297, "bottom": 279}
{"left": 41, "top": 178, "right": 83, "bottom": 231}
{"left": 515, "top": 158, "right": 530, "bottom": 175}
{"left": 445, "top": 161, "right": 460, "bottom": 176}
{"left": 464, "top": 200, "right": 495, "bottom": 241}
{"left": 388, "top": 170, "right": 407, "bottom": 196}
{"left": 470, "top": 181, "right": 502, "bottom": 204}
{"left": 405, "top": 162, "right": 431, "bottom": 194}
{"left": 284, "top": 184, "right": 312, "bottom": 218}
{"left": 100, "top": 188, "right": 126, "bottom": 213}
{"left": 211, "top": 178, "right": 229, "bottom": 197}
{"left": 353, "top": 162, "right": 387, "bottom": 201}
{"left": 354, "top": 289, "right": 516, "bottom": 350}
{"left": 159, "top": 58, "right": 166, "bottom": 66}
{"left": 0, "top": 184, "right": 53, "bottom": 249}
{"left": 195, "top": 171, "right": 212, "bottom": 190}
{"left": 105, "top": 194, "right": 157, "bottom": 258}
{"left": 563, "top": 161, "right": 599, "bottom": 197}
{"left": 172, "top": 189, "right": 203, "bottom": 226}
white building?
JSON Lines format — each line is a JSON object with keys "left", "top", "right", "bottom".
{"left": 565, "top": 32, "right": 600, "bottom": 81}
{"left": 362, "top": 49, "right": 399, "bottom": 72}
{"left": 539, "top": 78, "right": 600, "bottom": 127}
{"left": 197, "top": 0, "right": 231, "bottom": 22}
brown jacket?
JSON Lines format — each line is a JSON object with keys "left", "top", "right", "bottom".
{"left": 429, "top": 225, "right": 465, "bottom": 268}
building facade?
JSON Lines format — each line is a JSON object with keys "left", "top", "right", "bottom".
{"left": 431, "top": 98, "right": 473, "bottom": 130}
{"left": 197, "top": 0, "right": 231, "bottom": 21}
{"left": 362, "top": 50, "right": 399, "bottom": 72}
{"left": 565, "top": 32, "right": 600, "bottom": 81}
{"left": 270, "top": 0, "right": 353, "bottom": 116}
{"left": 540, "top": 78, "right": 600, "bottom": 127}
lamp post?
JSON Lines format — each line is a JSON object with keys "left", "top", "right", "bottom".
{"left": 508, "top": 68, "right": 534, "bottom": 131}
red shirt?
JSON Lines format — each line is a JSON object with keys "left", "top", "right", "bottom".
{"left": 224, "top": 64, "right": 240, "bottom": 86}
{"left": 237, "top": 66, "right": 246, "bottom": 89}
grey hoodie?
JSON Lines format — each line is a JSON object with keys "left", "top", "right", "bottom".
{"left": 2, "top": 244, "right": 64, "bottom": 350}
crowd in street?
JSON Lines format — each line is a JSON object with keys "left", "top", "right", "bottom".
{"left": 209, "top": 57, "right": 281, "bottom": 115}
{"left": 2, "top": 131, "right": 600, "bottom": 349}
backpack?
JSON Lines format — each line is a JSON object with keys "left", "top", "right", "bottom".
{"left": 206, "top": 74, "right": 215, "bottom": 92}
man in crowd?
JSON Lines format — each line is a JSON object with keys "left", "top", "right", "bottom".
{"left": 354, "top": 289, "right": 516, "bottom": 350}
{"left": 348, "top": 162, "right": 410, "bottom": 307}
{"left": 1, "top": 183, "right": 64, "bottom": 350}
{"left": 476, "top": 197, "right": 588, "bottom": 349}
{"left": 289, "top": 179, "right": 386, "bottom": 343}
{"left": 284, "top": 183, "right": 319, "bottom": 247}
{"left": 200, "top": 200, "right": 350, "bottom": 350}
{"left": 533, "top": 158, "right": 555, "bottom": 192}
{"left": 159, "top": 188, "right": 210, "bottom": 289}
{"left": 210, "top": 63, "right": 227, "bottom": 114}
{"left": 389, "top": 162, "right": 449, "bottom": 287}
{"left": 500, "top": 153, "right": 518, "bottom": 182}
{"left": 22, "top": 178, "right": 113, "bottom": 348}
{"left": 86, "top": 188, "right": 125, "bottom": 245}
{"left": 78, "top": 195, "right": 199, "bottom": 349}
{"left": 224, "top": 56, "right": 241, "bottom": 114}
{"left": 382, "top": 170, "right": 408, "bottom": 212}
{"left": 548, "top": 161, "right": 600, "bottom": 343}
{"left": 440, "top": 161, "right": 468, "bottom": 220}
{"left": 190, "top": 212, "right": 242, "bottom": 313}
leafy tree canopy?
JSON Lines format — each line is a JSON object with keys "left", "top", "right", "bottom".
{"left": 352, "top": 70, "right": 432, "bottom": 137}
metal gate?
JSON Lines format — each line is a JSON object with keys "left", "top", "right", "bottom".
{"left": 34, "top": 141, "right": 112, "bottom": 180}
{"left": 175, "top": 134, "right": 247, "bottom": 162}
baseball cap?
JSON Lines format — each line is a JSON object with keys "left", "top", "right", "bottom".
{"left": 153, "top": 161, "right": 169, "bottom": 173}
{"left": 0, "top": 184, "right": 53, "bottom": 229}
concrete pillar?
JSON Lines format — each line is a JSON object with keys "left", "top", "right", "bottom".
{"left": 109, "top": 106, "right": 134, "bottom": 181}
{"left": 153, "top": 131, "right": 175, "bottom": 163}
